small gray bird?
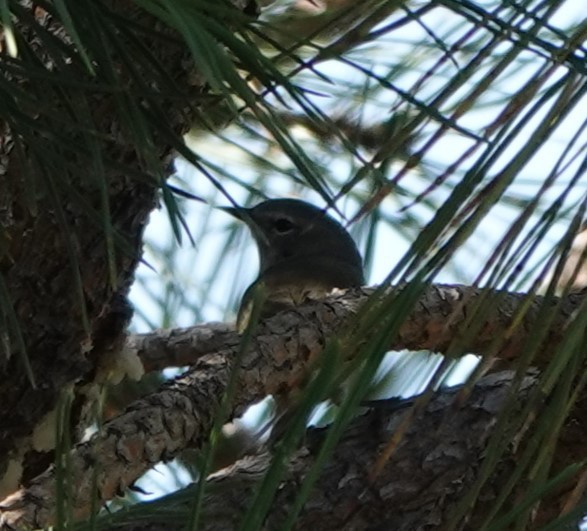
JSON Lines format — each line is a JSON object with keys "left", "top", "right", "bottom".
{"left": 224, "top": 198, "right": 365, "bottom": 330}
{"left": 213, "top": 198, "right": 364, "bottom": 467}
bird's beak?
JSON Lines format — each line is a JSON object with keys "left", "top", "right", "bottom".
{"left": 219, "top": 205, "right": 245, "bottom": 220}
{"left": 219, "top": 205, "right": 257, "bottom": 228}
{"left": 219, "top": 205, "right": 269, "bottom": 245}
{"left": 220, "top": 205, "right": 260, "bottom": 231}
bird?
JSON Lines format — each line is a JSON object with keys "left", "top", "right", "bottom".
{"left": 223, "top": 198, "right": 365, "bottom": 331}
{"left": 210, "top": 198, "right": 365, "bottom": 467}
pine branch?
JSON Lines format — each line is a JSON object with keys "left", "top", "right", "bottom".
{"left": 128, "top": 284, "right": 582, "bottom": 374}
{"left": 1, "top": 283, "right": 585, "bottom": 529}
{"left": 87, "top": 372, "right": 543, "bottom": 531}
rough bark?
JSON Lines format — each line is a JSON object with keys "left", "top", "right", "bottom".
{"left": 73, "top": 372, "right": 582, "bottom": 531}
{"left": 128, "top": 284, "right": 585, "bottom": 374}
{"left": 0, "top": 0, "right": 241, "bottom": 490}
{"left": 1, "top": 285, "right": 586, "bottom": 529}
{"left": 186, "top": 373, "right": 538, "bottom": 531}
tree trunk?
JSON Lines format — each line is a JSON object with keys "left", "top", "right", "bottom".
{"left": 0, "top": 0, "right": 208, "bottom": 488}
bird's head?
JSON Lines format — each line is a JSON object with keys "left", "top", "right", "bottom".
{"left": 223, "top": 198, "right": 363, "bottom": 280}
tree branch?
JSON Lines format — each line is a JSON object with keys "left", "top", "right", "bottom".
{"left": 129, "top": 284, "right": 583, "bottom": 373}
{"left": 2, "top": 284, "right": 586, "bottom": 528}
{"left": 81, "top": 372, "right": 572, "bottom": 531}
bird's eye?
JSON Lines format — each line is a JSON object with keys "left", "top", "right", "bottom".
{"left": 273, "top": 217, "right": 295, "bottom": 234}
